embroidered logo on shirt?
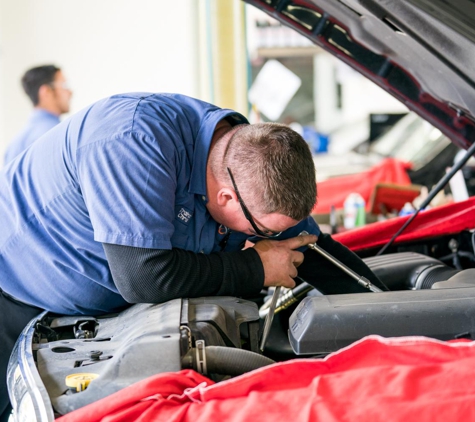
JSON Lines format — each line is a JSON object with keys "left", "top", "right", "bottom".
{"left": 177, "top": 208, "right": 192, "bottom": 223}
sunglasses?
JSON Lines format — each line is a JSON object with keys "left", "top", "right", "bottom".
{"left": 227, "top": 167, "right": 282, "bottom": 238}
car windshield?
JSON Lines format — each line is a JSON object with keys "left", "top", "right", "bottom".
{"left": 369, "top": 113, "right": 451, "bottom": 170}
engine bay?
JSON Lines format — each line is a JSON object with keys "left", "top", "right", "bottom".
{"left": 11, "top": 229, "right": 475, "bottom": 417}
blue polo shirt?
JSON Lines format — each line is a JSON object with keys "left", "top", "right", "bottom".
{"left": 4, "top": 109, "right": 60, "bottom": 165}
{"left": 0, "top": 93, "right": 319, "bottom": 315}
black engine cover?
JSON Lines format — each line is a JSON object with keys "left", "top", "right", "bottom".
{"left": 289, "top": 287, "right": 475, "bottom": 355}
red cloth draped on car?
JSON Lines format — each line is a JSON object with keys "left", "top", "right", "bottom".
{"left": 312, "top": 157, "right": 412, "bottom": 214}
{"left": 333, "top": 196, "right": 475, "bottom": 252}
{"left": 57, "top": 335, "right": 475, "bottom": 422}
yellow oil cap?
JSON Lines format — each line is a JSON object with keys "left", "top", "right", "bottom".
{"left": 65, "top": 373, "right": 99, "bottom": 392}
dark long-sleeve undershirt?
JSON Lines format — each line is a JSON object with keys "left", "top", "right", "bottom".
{"left": 102, "top": 243, "right": 265, "bottom": 304}
{"left": 103, "top": 232, "right": 386, "bottom": 305}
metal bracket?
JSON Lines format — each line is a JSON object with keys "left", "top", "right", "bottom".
{"left": 195, "top": 340, "right": 207, "bottom": 375}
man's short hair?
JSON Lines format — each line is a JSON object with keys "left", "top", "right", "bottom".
{"left": 21, "top": 65, "right": 60, "bottom": 106}
{"left": 223, "top": 123, "right": 317, "bottom": 221}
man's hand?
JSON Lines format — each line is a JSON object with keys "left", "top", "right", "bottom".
{"left": 253, "top": 234, "right": 318, "bottom": 288}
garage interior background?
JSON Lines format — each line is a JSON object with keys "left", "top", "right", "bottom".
{"left": 0, "top": 0, "right": 405, "bottom": 168}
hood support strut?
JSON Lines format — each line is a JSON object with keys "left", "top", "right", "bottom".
{"left": 377, "top": 141, "right": 475, "bottom": 255}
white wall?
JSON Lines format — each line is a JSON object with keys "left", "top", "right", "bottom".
{"left": 314, "top": 53, "right": 408, "bottom": 153}
{"left": 0, "top": 0, "right": 200, "bottom": 163}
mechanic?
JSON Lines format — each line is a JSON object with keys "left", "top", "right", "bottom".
{"left": 3, "top": 64, "right": 72, "bottom": 165}
{"left": 0, "top": 93, "right": 384, "bottom": 420}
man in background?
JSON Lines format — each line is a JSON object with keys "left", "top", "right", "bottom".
{"left": 3, "top": 64, "right": 72, "bottom": 164}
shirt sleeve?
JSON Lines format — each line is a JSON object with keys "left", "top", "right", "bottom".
{"left": 77, "top": 130, "right": 178, "bottom": 249}
{"left": 102, "top": 243, "right": 265, "bottom": 303}
{"left": 284, "top": 216, "right": 321, "bottom": 238}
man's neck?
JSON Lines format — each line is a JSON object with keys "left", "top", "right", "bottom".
{"left": 210, "top": 119, "right": 233, "bottom": 148}
{"left": 34, "top": 105, "right": 60, "bottom": 117}
{"left": 206, "top": 120, "right": 233, "bottom": 199}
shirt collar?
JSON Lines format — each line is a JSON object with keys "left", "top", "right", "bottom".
{"left": 31, "top": 108, "right": 60, "bottom": 121}
{"left": 189, "top": 110, "right": 248, "bottom": 198}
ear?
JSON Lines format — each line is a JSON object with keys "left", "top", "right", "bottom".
{"left": 37, "top": 84, "right": 53, "bottom": 103}
{"left": 215, "top": 187, "right": 238, "bottom": 208}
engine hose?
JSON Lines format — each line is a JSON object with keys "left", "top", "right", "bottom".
{"left": 192, "top": 346, "right": 275, "bottom": 376}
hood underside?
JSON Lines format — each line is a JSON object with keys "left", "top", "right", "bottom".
{"left": 244, "top": 0, "right": 475, "bottom": 150}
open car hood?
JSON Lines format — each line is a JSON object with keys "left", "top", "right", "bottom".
{"left": 243, "top": 0, "right": 475, "bottom": 150}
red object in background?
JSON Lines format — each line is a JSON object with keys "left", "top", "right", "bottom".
{"left": 312, "top": 157, "right": 412, "bottom": 214}
{"left": 334, "top": 196, "right": 475, "bottom": 252}
{"left": 369, "top": 182, "right": 422, "bottom": 215}
{"left": 57, "top": 335, "right": 475, "bottom": 422}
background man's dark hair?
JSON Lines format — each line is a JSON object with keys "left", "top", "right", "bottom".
{"left": 21, "top": 65, "right": 60, "bottom": 106}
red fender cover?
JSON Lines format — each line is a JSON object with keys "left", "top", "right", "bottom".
{"left": 57, "top": 335, "right": 475, "bottom": 422}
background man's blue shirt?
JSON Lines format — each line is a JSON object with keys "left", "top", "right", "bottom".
{"left": 4, "top": 109, "right": 60, "bottom": 164}
{"left": 0, "top": 93, "right": 320, "bottom": 315}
